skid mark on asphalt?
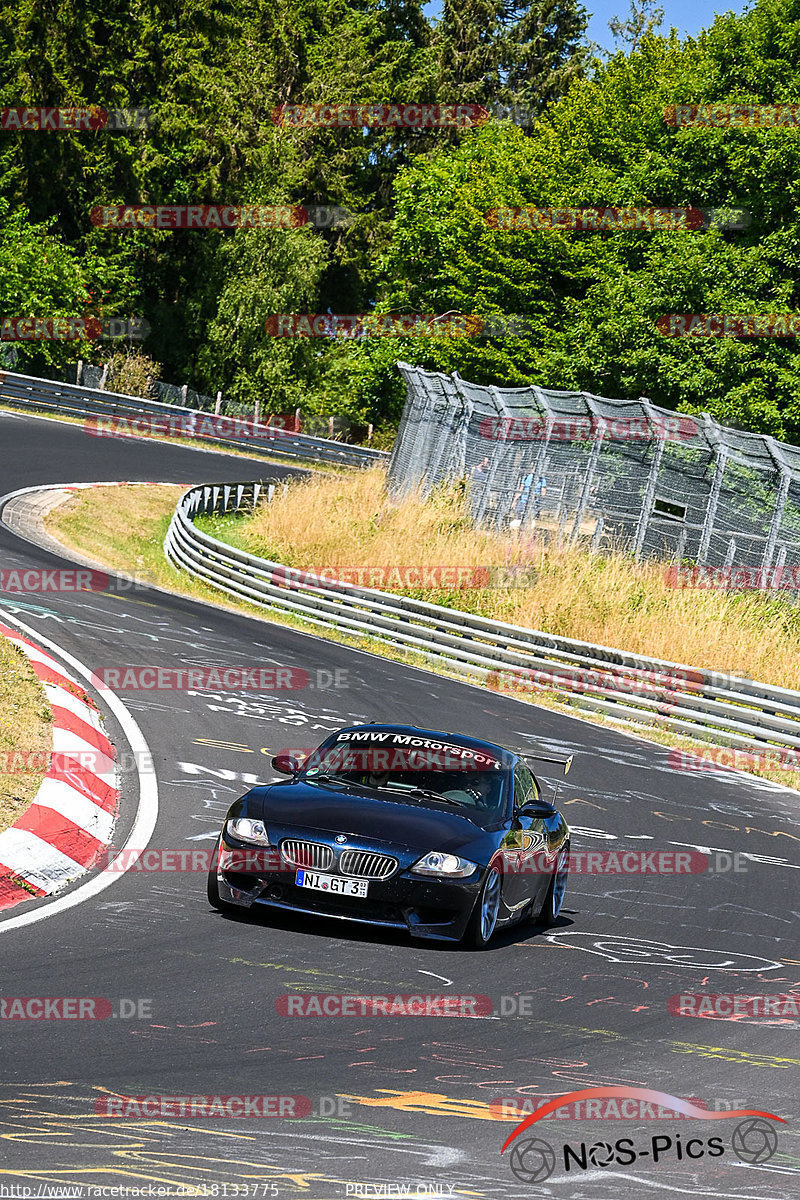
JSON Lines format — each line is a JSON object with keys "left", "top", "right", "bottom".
{"left": 0, "top": 1084, "right": 489, "bottom": 1195}
{"left": 339, "top": 1091, "right": 504, "bottom": 1121}
{"left": 668, "top": 1043, "right": 800, "bottom": 1068}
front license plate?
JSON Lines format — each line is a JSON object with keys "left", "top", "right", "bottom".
{"left": 296, "top": 869, "right": 368, "bottom": 898}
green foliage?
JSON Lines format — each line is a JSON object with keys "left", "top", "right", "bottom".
{"left": 2, "top": 0, "right": 800, "bottom": 441}
{"left": 376, "top": 13, "right": 800, "bottom": 440}
{"left": 105, "top": 349, "right": 161, "bottom": 398}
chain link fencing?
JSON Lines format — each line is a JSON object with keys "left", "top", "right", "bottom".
{"left": 387, "top": 362, "right": 800, "bottom": 578}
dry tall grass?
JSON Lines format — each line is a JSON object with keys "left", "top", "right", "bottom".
{"left": 0, "top": 636, "right": 53, "bottom": 832}
{"left": 232, "top": 467, "right": 800, "bottom": 689}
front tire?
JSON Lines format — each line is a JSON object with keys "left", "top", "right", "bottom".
{"left": 466, "top": 866, "right": 502, "bottom": 949}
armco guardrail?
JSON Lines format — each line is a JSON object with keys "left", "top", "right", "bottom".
{"left": 0, "top": 370, "right": 387, "bottom": 469}
{"left": 164, "top": 481, "right": 800, "bottom": 756}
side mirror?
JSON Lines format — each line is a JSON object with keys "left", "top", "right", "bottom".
{"left": 517, "top": 800, "right": 556, "bottom": 817}
{"left": 271, "top": 753, "right": 300, "bottom": 776}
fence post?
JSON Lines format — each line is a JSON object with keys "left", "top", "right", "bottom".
{"left": 254, "top": 397, "right": 261, "bottom": 426}
{"left": 99, "top": 363, "right": 108, "bottom": 390}
{"left": 697, "top": 443, "right": 727, "bottom": 565}
{"left": 571, "top": 419, "right": 607, "bottom": 544}
{"left": 675, "top": 525, "right": 687, "bottom": 562}
{"left": 519, "top": 387, "right": 553, "bottom": 527}
{"left": 76, "top": 360, "right": 83, "bottom": 387}
{"left": 591, "top": 514, "right": 604, "bottom": 554}
{"left": 633, "top": 435, "right": 666, "bottom": 561}
{"left": 181, "top": 383, "right": 188, "bottom": 407}
{"left": 772, "top": 544, "right": 787, "bottom": 589}
{"left": 762, "top": 440, "right": 792, "bottom": 571}
{"left": 215, "top": 391, "right": 222, "bottom": 415}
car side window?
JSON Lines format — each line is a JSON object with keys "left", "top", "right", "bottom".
{"left": 514, "top": 764, "right": 536, "bottom": 809}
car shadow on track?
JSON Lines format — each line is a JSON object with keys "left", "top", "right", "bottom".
{"left": 207, "top": 899, "right": 576, "bottom": 952}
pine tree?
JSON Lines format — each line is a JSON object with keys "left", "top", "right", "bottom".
{"left": 435, "top": 0, "right": 508, "bottom": 107}
{"left": 502, "top": 0, "right": 590, "bottom": 113}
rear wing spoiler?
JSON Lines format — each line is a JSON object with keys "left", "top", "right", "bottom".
{"left": 517, "top": 751, "right": 573, "bottom": 776}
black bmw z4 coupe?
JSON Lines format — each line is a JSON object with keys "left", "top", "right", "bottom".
{"left": 207, "top": 723, "right": 572, "bottom": 948}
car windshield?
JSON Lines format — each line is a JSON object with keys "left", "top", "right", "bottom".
{"left": 301, "top": 741, "right": 508, "bottom": 817}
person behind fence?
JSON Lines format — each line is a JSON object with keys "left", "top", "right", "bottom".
{"left": 534, "top": 474, "right": 546, "bottom": 517}
{"left": 510, "top": 472, "right": 534, "bottom": 528}
{"left": 470, "top": 456, "right": 490, "bottom": 485}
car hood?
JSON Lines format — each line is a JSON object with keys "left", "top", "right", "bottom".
{"left": 244, "top": 780, "right": 500, "bottom": 856}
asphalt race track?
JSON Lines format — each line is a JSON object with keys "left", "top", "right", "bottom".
{"left": 0, "top": 408, "right": 798, "bottom": 1198}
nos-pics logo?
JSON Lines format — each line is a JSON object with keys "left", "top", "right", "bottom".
{"left": 501, "top": 1087, "right": 784, "bottom": 1183}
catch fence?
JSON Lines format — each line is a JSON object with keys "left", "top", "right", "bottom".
{"left": 388, "top": 363, "right": 800, "bottom": 575}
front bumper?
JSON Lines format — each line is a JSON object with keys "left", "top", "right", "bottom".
{"left": 215, "top": 835, "right": 484, "bottom": 942}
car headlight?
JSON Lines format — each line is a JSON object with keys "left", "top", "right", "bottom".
{"left": 227, "top": 817, "right": 271, "bottom": 846}
{"left": 410, "top": 851, "right": 477, "bottom": 878}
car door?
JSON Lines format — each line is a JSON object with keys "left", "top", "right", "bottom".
{"left": 499, "top": 763, "right": 551, "bottom": 913}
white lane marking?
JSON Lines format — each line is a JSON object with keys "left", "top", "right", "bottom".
{"left": 0, "top": 827, "right": 84, "bottom": 889}
{"left": 32, "top": 777, "right": 115, "bottom": 841}
{"left": 418, "top": 971, "right": 454, "bottom": 985}
{"left": 0, "top": 613, "right": 159, "bottom": 933}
